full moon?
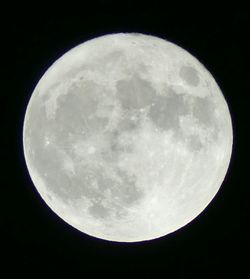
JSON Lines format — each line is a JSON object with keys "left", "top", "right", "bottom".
{"left": 23, "top": 33, "right": 233, "bottom": 242}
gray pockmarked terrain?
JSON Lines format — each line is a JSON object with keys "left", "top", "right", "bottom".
{"left": 23, "top": 33, "right": 233, "bottom": 242}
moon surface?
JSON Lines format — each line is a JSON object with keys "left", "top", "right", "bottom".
{"left": 23, "top": 33, "right": 233, "bottom": 242}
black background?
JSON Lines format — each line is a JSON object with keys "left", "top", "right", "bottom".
{"left": 3, "top": 2, "right": 249, "bottom": 276}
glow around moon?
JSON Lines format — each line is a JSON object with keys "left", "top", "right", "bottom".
{"left": 23, "top": 33, "right": 233, "bottom": 242}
